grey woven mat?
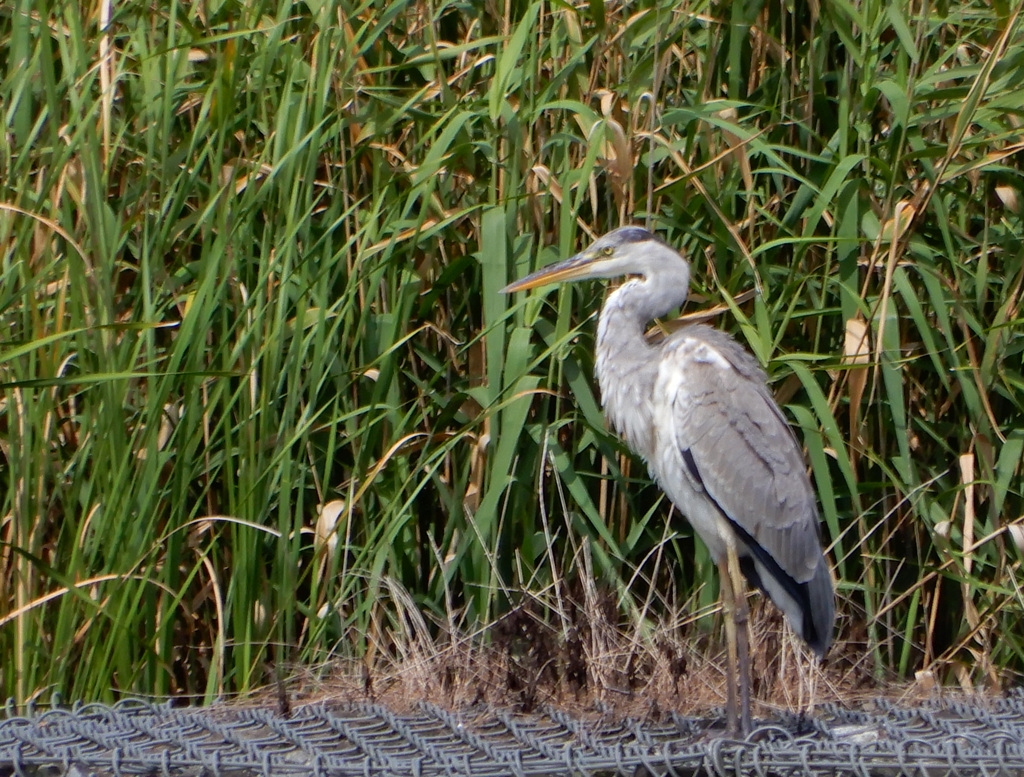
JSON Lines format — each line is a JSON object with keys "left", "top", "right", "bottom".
{"left": 3, "top": 693, "right": 1024, "bottom": 776}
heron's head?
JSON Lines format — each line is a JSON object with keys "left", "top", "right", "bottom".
{"left": 501, "top": 227, "right": 682, "bottom": 294}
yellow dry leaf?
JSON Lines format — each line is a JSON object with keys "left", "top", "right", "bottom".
{"left": 843, "top": 315, "right": 870, "bottom": 460}
{"left": 995, "top": 184, "right": 1019, "bottom": 213}
{"left": 959, "top": 452, "right": 981, "bottom": 630}
{"left": 315, "top": 499, "right": 346, "bottom": 562}
{"left": 880, "top": 199, "right": 916, "bottom": 242}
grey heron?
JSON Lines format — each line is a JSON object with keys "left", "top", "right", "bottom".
{"left": 502, "top": 226, "right": 834, "bottom": 734}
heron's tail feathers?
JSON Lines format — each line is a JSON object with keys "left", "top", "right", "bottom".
{"left": 732, "top": 520, "right": 835, "bottom": 657}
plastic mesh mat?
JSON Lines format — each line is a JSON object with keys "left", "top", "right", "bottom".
{"left": 4, "top": 693, "right": 1024, "bottom": 776}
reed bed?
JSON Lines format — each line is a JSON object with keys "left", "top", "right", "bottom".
{"left": 1, "top": 0, "right": 1022, "bottom": 706}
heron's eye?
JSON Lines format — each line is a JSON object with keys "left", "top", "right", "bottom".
{"left": 601, "top": 246, "right": 614, "bottom": 256}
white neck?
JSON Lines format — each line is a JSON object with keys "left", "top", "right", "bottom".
{"left": 593, "top": 251, "right": 691, "bottom": 459}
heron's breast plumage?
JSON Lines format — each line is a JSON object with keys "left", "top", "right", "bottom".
{"left": 594, "top": 289, "right": 660, "bottom": 461}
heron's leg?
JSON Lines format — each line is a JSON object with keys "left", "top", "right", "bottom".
{"left": 717, "top": 557, "right": 739, "bottom": 735}
{"left": 725, "top": 544, "right": 752, "bottom": 734}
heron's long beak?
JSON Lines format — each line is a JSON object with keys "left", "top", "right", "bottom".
{"left": 500, "top": 250, "right": 599, "bottom": 293}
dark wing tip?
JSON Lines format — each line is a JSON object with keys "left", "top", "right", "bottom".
{"left": 803, "top": 559, "right": 835, "bottom": 658}
{"left": 731, "top": 517, "right": 834, "bottom": 657}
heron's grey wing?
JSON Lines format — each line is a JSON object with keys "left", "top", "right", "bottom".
{"left": 652, "top": 325, "right": 833, "bottom": 652}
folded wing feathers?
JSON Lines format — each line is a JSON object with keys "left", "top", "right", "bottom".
{"left": 657, "top": 325, "right": 833, "bottom": 650}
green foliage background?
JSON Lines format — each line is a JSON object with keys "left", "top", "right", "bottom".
{"left": 1, "top": 0, "right": 1023, "bottom": 704}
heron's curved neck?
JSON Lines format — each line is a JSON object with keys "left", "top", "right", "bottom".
{"left": 597, "top": 258, "right": 691, "bottom": 348}
{"left": 596, "top": 277, "right": 683, "bottom": 373}
{"left": 594, "top": 263, "right": 690, "bottom": 459}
